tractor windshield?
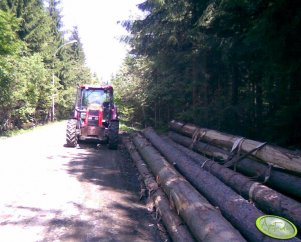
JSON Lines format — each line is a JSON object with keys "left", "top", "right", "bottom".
{"left": 80, "top": 89, "right": 111, "bottom": 108}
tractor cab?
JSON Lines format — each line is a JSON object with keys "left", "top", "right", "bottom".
{"left": 66, "top": 85, "right": 119, "bottom": 149}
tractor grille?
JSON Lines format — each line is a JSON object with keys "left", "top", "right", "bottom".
{"left": 88, "top": 118, "right": 98, "bottom": 126}
{"left": 87, "top": 110, "right": 100, "bottom": 126}
{"left": 88, "top": 110, "right": 100, "bottom": 116}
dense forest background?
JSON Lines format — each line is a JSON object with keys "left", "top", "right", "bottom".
{"left": 0, "top": 0, "right": 94, "bottom": 132}
{"left": 1, "top": 0, "right": 300, "bottom": 148}
{"left": 113, "top": 0, "right": 301, "bottom": 148}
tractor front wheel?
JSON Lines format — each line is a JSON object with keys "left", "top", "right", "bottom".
{"left": 108, "top": 121, "right": 119, "bottom": 149}
{"left": 66, "top": 119, "right": 78, "bottom": 147}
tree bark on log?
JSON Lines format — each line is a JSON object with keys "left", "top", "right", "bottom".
{"left": 163, "top": 135, "right": 301, "bottom": 233}
{"left": 142, "top": 128, "right": 278, "bottom": 242}
{"left": 168, "top": 131, "right": 301, "bottom": 200}
{"left": 122, "top": 136, "right": 196, "bottom": 242}
{"left": 132, "top": 133, "right": 246, "bottom": 242}
{"left": 169, "top": 120, "right": 301, "bottom": 173}
{"left": 169, "top": 131, "right": 229, "bottom": 160}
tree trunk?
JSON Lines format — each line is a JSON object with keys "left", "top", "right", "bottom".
{"left": 132, "top": 133, "right": 246, "bottom": 242}
{"left": 163, "top": 135, "right": 301, "bottom": 232}
{"left": 168, "top": 131, "right": 301, "bottom": 200}
{"left": 192, "top": 55, "right": 198, "bottom": 111}
{"left": 255, "top": 82, "right": 263, "bottom": 134}
{"left": 169, "top": 131, "right": 229, "bottom": 160}
{"left": 231, "top": 65, "right": 239, "bottom": 105}
{"left": 142, "top": 128, "right": 276, "bottom": 242}
{"left": 169, "top": 120, "right": 301, "bottom": 173}
{"left": 122, "top": 136, "right": 196, "bottom": 242}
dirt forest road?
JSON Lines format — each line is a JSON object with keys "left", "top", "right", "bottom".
{"left": 0, "top": 122, "right": 163, "bottom": 242}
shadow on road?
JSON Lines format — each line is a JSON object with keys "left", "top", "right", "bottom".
{"left": 62, "top": 142, "right": 162, "bottom": 241}
{"left": 67, "top": 142, "right": 140, "bottom": 193}
{"left": 2, "top": 201, "right": 158, "bottom": 242}
{"left": 0, "top": 141, "right": 163, "bottom": 242}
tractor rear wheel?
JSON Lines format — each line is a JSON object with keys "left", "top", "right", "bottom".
{"left": 66, "top": 119, "right": 78, "bottom": 147}
{"left": 108, "top": 121, "right": 119, "bottom": 149}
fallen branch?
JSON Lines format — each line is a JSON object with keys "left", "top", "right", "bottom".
{"left": 132, "top": 133, "right": 246, "bottom": 242}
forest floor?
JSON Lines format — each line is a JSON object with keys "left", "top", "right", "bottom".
{"left": 0, "top": 122, "right": 163, "bottom": 242}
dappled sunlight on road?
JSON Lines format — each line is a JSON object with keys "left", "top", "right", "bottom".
{"left": 0, "top": 122, "right": 162, "bottom": 241}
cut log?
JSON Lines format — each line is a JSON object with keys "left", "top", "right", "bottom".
{"left": 122, "top": 136, "right": 196, "bottom": 242}
{"left": 169, "top": 120, "right": 301, "bottom": 173}
{"left": 132, "top": 133, "right": 246, "bottom": 242}
{"left": 169, "top": 131, "right": 301, "bottom": 200}
{"left": 163, "top": 135, "right": 301, "bottom": 232}
{"left": 169, "top": 131, "right": 229, "bottom": 160}
{"left": 142, "top": 128, "right": 279, "bottom": 242}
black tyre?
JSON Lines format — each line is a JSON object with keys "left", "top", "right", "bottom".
{"left": 66, "top": 119, "right": 78, "bottom": 147}
{"left": 108, "top": 121, "right": 119, "bottom": 149}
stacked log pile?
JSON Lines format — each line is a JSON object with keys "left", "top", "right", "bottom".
{"left": 168, "top": 131, "right": 301, "bottom": 199}
{"left": 169, "top": 121, "right": 301, "bottom": 173}
{"left": 122, "top": 136, "right": 195, "bottom": 242}
{"left": 122, "top": 121, "right": 301, "bottom": 242}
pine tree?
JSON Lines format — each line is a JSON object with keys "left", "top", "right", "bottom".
{"left": 117, "top": 0, "right": 301, "bottom": 148}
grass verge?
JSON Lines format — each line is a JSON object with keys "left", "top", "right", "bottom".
{"left": 119, "top": 123, "right": 140, "bottom": 133}
{"left": 0, "top": 120, "right": 65, "bottom": 138}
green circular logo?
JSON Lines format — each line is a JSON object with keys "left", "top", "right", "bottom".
{"left": 256, "top": 215, "right": 298, "bottom": 239}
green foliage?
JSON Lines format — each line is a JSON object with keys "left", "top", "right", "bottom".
{"left": 55, "top": 27, "right": 93, "bottom": 119}
{"left": 15, "top": 54, "right": 51, "bottom": 123}
{"left": 0, "top": 53, "right": 50, "bottom": 127}
{"left": 119, "top": 123, "right": 140, "bottom": 133}
{"left": 0, "top": 0, "right": 94, "bottom": 132}
{"left": 0, "top": 10, "right": 22, "bottom": 54}
{"left": 115, "top": 0, "right": 301, "bottom": 148}
{"left": 112, "top": 56, "right": 150, "bottom": 127}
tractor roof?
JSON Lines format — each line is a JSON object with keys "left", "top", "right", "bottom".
{"left": 80, "top": 84, "right": 113, "bottom": 90}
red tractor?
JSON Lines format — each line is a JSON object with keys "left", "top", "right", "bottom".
{"left": 66, "top": 84, "right": 119, "bottom": 149}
